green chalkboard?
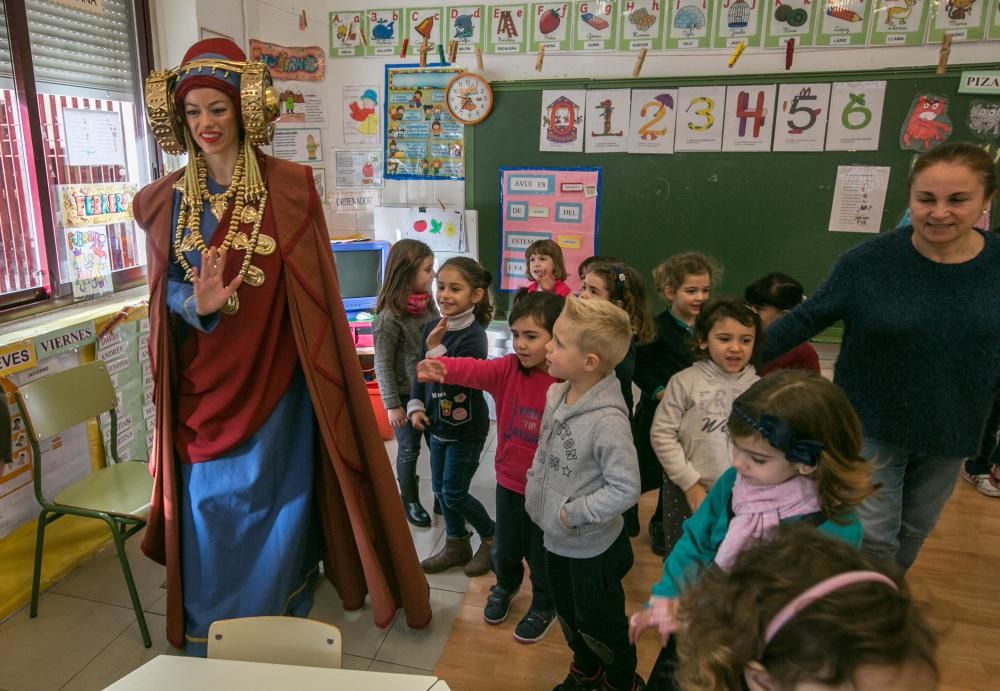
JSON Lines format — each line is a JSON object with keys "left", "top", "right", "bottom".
{"left": 465, "top": 64, "right": 1000, "bottom": 316}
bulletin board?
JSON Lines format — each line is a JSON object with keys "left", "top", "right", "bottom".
{"left": 499, "top": 167, "right": 600, "bottom": 292}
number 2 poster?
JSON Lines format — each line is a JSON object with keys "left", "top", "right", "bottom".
{"left": 627, "top": 88, "right": 678, "bottom": 153}
{"left": 499, "top": 167, "right": 601, "bottom": 292}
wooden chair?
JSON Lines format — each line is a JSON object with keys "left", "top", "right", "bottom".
{"left": 207, "top": 616, "right": 343, "bottom": 669}
{"left": 15, "top": 360, "right": 153, "bottom": 647}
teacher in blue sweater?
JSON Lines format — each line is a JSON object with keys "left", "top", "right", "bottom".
{"left": 764, "top": 142, "right": 999, "bottom": 570}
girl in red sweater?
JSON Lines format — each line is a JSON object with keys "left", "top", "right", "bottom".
{"left": 745, "top": 273, "right": 820, "bottom": 376}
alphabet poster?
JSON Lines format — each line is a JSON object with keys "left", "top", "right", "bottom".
{"left": 825, "top": 81, "right": 886, "bottom": 151}
{"left": 328, "top": 10, "right": 365, "bottom": 56}
{"left": 712, "top": 0, "right": 766, "bottom": 48}
{"left": 572, "top": 0, "right": 619, "bottom": 50}
{"left": 530, "top": 2, "right": 573, "bottom": 51}
{"left": 405, "top": 7, "right": 445, "bottom": 51}
{"left": 868, "top": 0, "right": 930, "bottom": 45}
{"left": 926, "top": 0, "right": 988, "bottom": 41}
{"left": 366, "top": 8, "right": 404, "bottom": 56}
{"left": 585, "top": 89, "right": 631, "bottom": 153}
{"left": 499, "top": 167, "right": 600, "bottom": 292}
{"left": 763, "top": 0, "right": 819, "bottom": 47}
{"left": 619, "top": 0, "right": 666, "bottom": 50}
{"left": 675, "top": 85, "right": 726, "bottom": 151}
{"left": 665, "top": 0, "right": 715, "bottom": 48}
{"left": 488, "top": 3, "right": 529, "bottom": 52}
{"left": 722, "top": 84, "right": 777, "bottom": 151}
{"left": 772, "top": 83, "right": 831, "bottom": 151}
{"left": 447, "top": 5, "right": 488, "bottom": 53}
{"left": 628, "top": 88, "right": 678, "bottom": 153}
{"left": 815, "top": 0, "right": 872, "bottom": 46}
{"left": 539, "top": 89, "right": 586, "bottom": 152}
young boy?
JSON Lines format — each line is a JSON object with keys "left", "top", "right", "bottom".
{"left": 416, "top": 291, "right": 565, "bottom": 643}
{"left": 525, "top": 296, "right": 644, "bottom": 691}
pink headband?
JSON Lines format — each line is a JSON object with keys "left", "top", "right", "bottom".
{"left": 762, "top": 570, "right": 898, "bottom": 650}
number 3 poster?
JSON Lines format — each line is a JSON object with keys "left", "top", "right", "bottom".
{"left": 499, "top": 167, "right": 601, "bottom": 292}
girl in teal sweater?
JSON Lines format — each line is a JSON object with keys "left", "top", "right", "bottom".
{"left": 629, "top": 371, "right": 876, "bottom": 691}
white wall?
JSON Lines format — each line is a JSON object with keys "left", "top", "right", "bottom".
{"left": 152, "top": 0, "right": 998, "bottom": 235}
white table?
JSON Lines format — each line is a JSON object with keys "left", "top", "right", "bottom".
{"left": 104, "top": 655, "right": 451, "bottom": 690}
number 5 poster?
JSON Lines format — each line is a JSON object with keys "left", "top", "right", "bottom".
{"left": 772, "top": 83, "right": 831, "bottom": 151}
{"left": 499, "top": 167, "right": 601, "bottom": 292}
{"left": 628, "top": 89, "right": 678, "bottom": 154}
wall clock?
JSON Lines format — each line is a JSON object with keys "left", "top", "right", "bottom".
{"left": 444, "top": 72, "right": 494, "bottom": 125}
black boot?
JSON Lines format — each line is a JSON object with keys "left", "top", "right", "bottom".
{"left": 433, "top": 497, "right": 442, "bottom": 515}
{"left": 400, "top": 483, "right": 431, "bottom": 527}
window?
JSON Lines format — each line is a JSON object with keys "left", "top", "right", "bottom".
{"left": 0, "top": 0, "right": 154, "bottom": 317}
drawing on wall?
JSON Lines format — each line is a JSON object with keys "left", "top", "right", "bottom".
{"left": 968, "top": 101, "right": 1000, "bottom": 141}
{"left": 627, "top": 89, "right": 678, "bottom": 154}
{"left": 899, "top": 94, "right": 953, "bottom": 152}
{"left": 585, "top": 90, "right": 630, "bottom": 153}
{"left": 539, "top": 89, "right": 586, "bottom": 152}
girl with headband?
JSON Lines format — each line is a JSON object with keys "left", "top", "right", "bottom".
{"left": 132, "top": 38, "right": 430, "bottom": 653}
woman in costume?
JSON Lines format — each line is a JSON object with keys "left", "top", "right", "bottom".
{"left": 133, "top": 38, "right": 431, "bottom": 653}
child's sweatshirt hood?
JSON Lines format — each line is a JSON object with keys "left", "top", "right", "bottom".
{"left": 548, "top": 370, "right": 628, "bottom": 422}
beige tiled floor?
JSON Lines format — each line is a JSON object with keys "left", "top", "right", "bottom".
{"left": 0, "top": 424, "right": 499, "bottom": 691}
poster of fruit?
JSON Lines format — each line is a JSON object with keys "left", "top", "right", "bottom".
{"left": 763, "top": 0, "right": 819, "bottom": 47}
{"left": 530, "top": 2, "right": 573, "bottom": 51}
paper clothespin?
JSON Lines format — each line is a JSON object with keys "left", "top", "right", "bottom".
{"left": 359, "top": 27, "right": 368, "bottom": 48}
{"left": 937, "top": 34, "right": 952, "bottom": 75}
{"left": 448, "top": 40, "right": 459, "bottom": 64}
{"left": 299, "top": 10, "right": 307, "bottom": 30}
{"left": 438, "top": 43, "right": 446, "bottom": 64}
{"left": 475, "top": 46, "right": 484, "bottom": 71}
{"left": 400, "top": 38, "right": 409, "bottom": 58}
{"left": 437, "top": 198, "right": 446, "bottom": 212}
{"left": 785, "top": 38, "right": 795, "bottom": 70}
{"left": 728, "top": 41, "right": 746, "bottom": 68}
{"left": 420, "top": 40, "right": 429, "bottom": 67}
{"left": 535, "top": 45, "right": 545, "bottom": 72}
{"left": 632, "top": 48, "right": 647, "bottom": 78}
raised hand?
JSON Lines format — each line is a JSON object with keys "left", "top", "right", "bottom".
{"left": 426, "top": 316, "right": 449, "bottom": 351}
{"left": 416, "top": 358, "right": 448, "bottom": 383}
{"left": 191, "top": 247, "right": 242, "bottom": 316}
{"left": 535, "top": 265, "right": 556, "bottom": 291}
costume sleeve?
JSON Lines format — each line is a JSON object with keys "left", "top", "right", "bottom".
{"left": 165, "top": 262, "right": 219, "bottom": 333}
{"left": 651, "top": 473, "right": 730, "bottom": 598}
{"left": 650, "top": 374, "right": 699, "bottom": 491}
{"left": 372, "top": 313, "right": 404, "bottom": 409}
{"left": 434, "top": 355, "right": 510, "bottom": 397}
{"left": 763, "top": 256, "right": 851, "bottom": 362}
{"left": 562, "top": 414, "right": 641, "bottom": 527}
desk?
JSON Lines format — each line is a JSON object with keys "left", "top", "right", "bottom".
{"left": 104, "top": 655, "right": 451, "bottom": 690}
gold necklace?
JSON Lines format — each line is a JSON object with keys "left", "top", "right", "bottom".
{"left": 198, "top": 152, "right": 245, "bottom": 221}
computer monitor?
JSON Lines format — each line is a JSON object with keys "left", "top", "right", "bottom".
{"left": 330, "top": 240, "right": 389, "bottom": 317}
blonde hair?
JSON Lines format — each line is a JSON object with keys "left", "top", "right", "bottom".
{"left": 728, "top": 370, "right": 876, "bottom": 521}
{"left": 561, "top": 295, "right": 632, "bottom": 370}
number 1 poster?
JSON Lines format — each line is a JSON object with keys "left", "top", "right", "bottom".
{"left": 499, "top": 167, "right": 600, "bottom": 292}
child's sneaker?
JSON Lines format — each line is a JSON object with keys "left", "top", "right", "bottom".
{"left": 514, "top": 608, "right": 556, "bottom": 643}
{"left": 552, "top": 664, "right": 603, "bottom": 691}
{"left": 483, "top": 584, "right": 518, "bottom": 624}
{"left": 961, "top": 466, "right": 1000, "bottom": 498}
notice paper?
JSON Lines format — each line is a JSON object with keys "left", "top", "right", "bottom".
{"left": 828, "top": 165, "right": 890, "bottom": 234}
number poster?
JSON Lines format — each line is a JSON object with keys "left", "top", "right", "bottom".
{"left": 627, "top": 88, "right": 679, "bottom": 153}
{"left": 499, "top": 167, "right": 600, "bottom": 292}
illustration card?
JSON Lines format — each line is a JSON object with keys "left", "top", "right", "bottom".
{"left": 627, "top": 88, "right": 678, "bottom": 153}
{"left": 675, "top": 85, "right": 727, "bottom": 151}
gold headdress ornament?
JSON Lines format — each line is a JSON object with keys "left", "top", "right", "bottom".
{"left": 144, "top": 51, "right": 280, "bottom": 315}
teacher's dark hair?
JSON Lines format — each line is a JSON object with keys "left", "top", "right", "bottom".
{"left": 909, "top": 142, "right": 997, "bottom": 198}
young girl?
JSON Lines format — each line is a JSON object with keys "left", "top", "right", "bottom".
{"left": 525, "top": 239, "right": 572, "bottom": 297}
{"left": 416, "top": 291, "right": 565, "bottom": 643}
{"left": 744, "top": 272, "right": 820, "bottom": 376}
{"left": 675, "top": 524, "right": 938, "bottom": 691}
{"left": 408, "top": 257, "right": 495, "bottom": 576}
{"left": 649, "top": 299, "right": 761, "bottom": 554}
{"left": 373, "top": 239, "right": 438, "bottom": 527}
{"left": 631, "top": 370, "right": 877, "bottom": 690}
{"left": 635, "top": 253, "right": 720, "bottom": 555}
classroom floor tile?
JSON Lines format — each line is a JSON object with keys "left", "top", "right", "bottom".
{"left": 59, "top": 614, "right": 177, "bottom": 691}
{"left": 373, "top": 586, "right": 466, "bottom": 671}
{"left": 307, "top": 580, "right": 395, "bottom": 660}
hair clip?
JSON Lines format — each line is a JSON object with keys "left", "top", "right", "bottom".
{"left": 731, "top": 404, "right": 824, "bottom": 465}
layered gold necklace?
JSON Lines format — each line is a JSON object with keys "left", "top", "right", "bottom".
{"left": 173, "top": 151, "right": 275, "bottom": 315}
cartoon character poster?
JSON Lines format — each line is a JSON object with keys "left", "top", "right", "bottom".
{"left": 868, "top": 0, "right": 930, "bottom": 45}
{"left": 539, "top": 89, "right": 586, "bottom": 152}
{"left": 665, "top": 0, "right": 716, "bottom": 48}
{"left": 764, "top": 0, "right": 819, "bottom": 47}
{"left": 722, "top": 84, "right": 776, "bottom": 152}
{"left": 968, "top": 100, "right": 1000, "bottom": 141}
{"left": 675, "top": 85, "right": 727, "bottom": 151}
{"left": 572, "top": 1, "right": 619, "bottom": 50}
{"left": 405, "top": 7, "right": 445, "bottom": 52}
{"left": 712, "top": 0, "right": 766, "bottom": 48}
{"left": 328, "top": 10, "right": 365, "bottom": 56}
{"left": 447, "top": 5, "right": 487, "bottom": 53}
{"left": 926, "top": 0, "right": 988, "bottom": 40}
{"left": 899, "top": 94, "right": 953, "bottom": 152}
{"left": 585, "top": 90, "right": 631, "bottom": 153}
{"left": 772, "top": 83, "right": 831, "bottom": 151}
{"left": 499, "top": 167, "right": 600, "bottom": 292}
{"left": 627, "top": 89, "right": 678, "bottom": 154}
{"left": 620, "top": 0, "right": 666, "bottom": 50}
{"left": 488, "top": 3, "right": 530, "bottom": 52}
{"left": 65, "top": 228, "right": 113, "bottom": 298}
{"left": 530, "top": 2, "right": 573, "bottom": 51}
{"left": 384, "top": 66, "right": 464, "bottom": 179}
{"left": 343, "top": 85, "right": 380, "bottom": 146}
{"left": 825, "top": 81, "right": 886, "bottom": 151}
{"left": 366, "top": 8, "right": 403, "bottom": 56}
{"left": 815, "top": 0, "right": 872, "bottom": 45}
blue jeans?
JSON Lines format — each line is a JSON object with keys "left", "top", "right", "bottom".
{"left": 393, "top": 421, "right": 425, "bottom": 494}
{"left": 965, "top": 395, "right": 1000, "bottom": 476}
{"left": 429, "top": 436, "right": 495, "bottom": 539}
{"left": 857, "top": 439, "right": 965, "bottom": 571}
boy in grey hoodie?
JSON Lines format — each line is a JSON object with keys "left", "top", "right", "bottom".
{"left": 525, "top": 296, "right": 643, "bottom": 691}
